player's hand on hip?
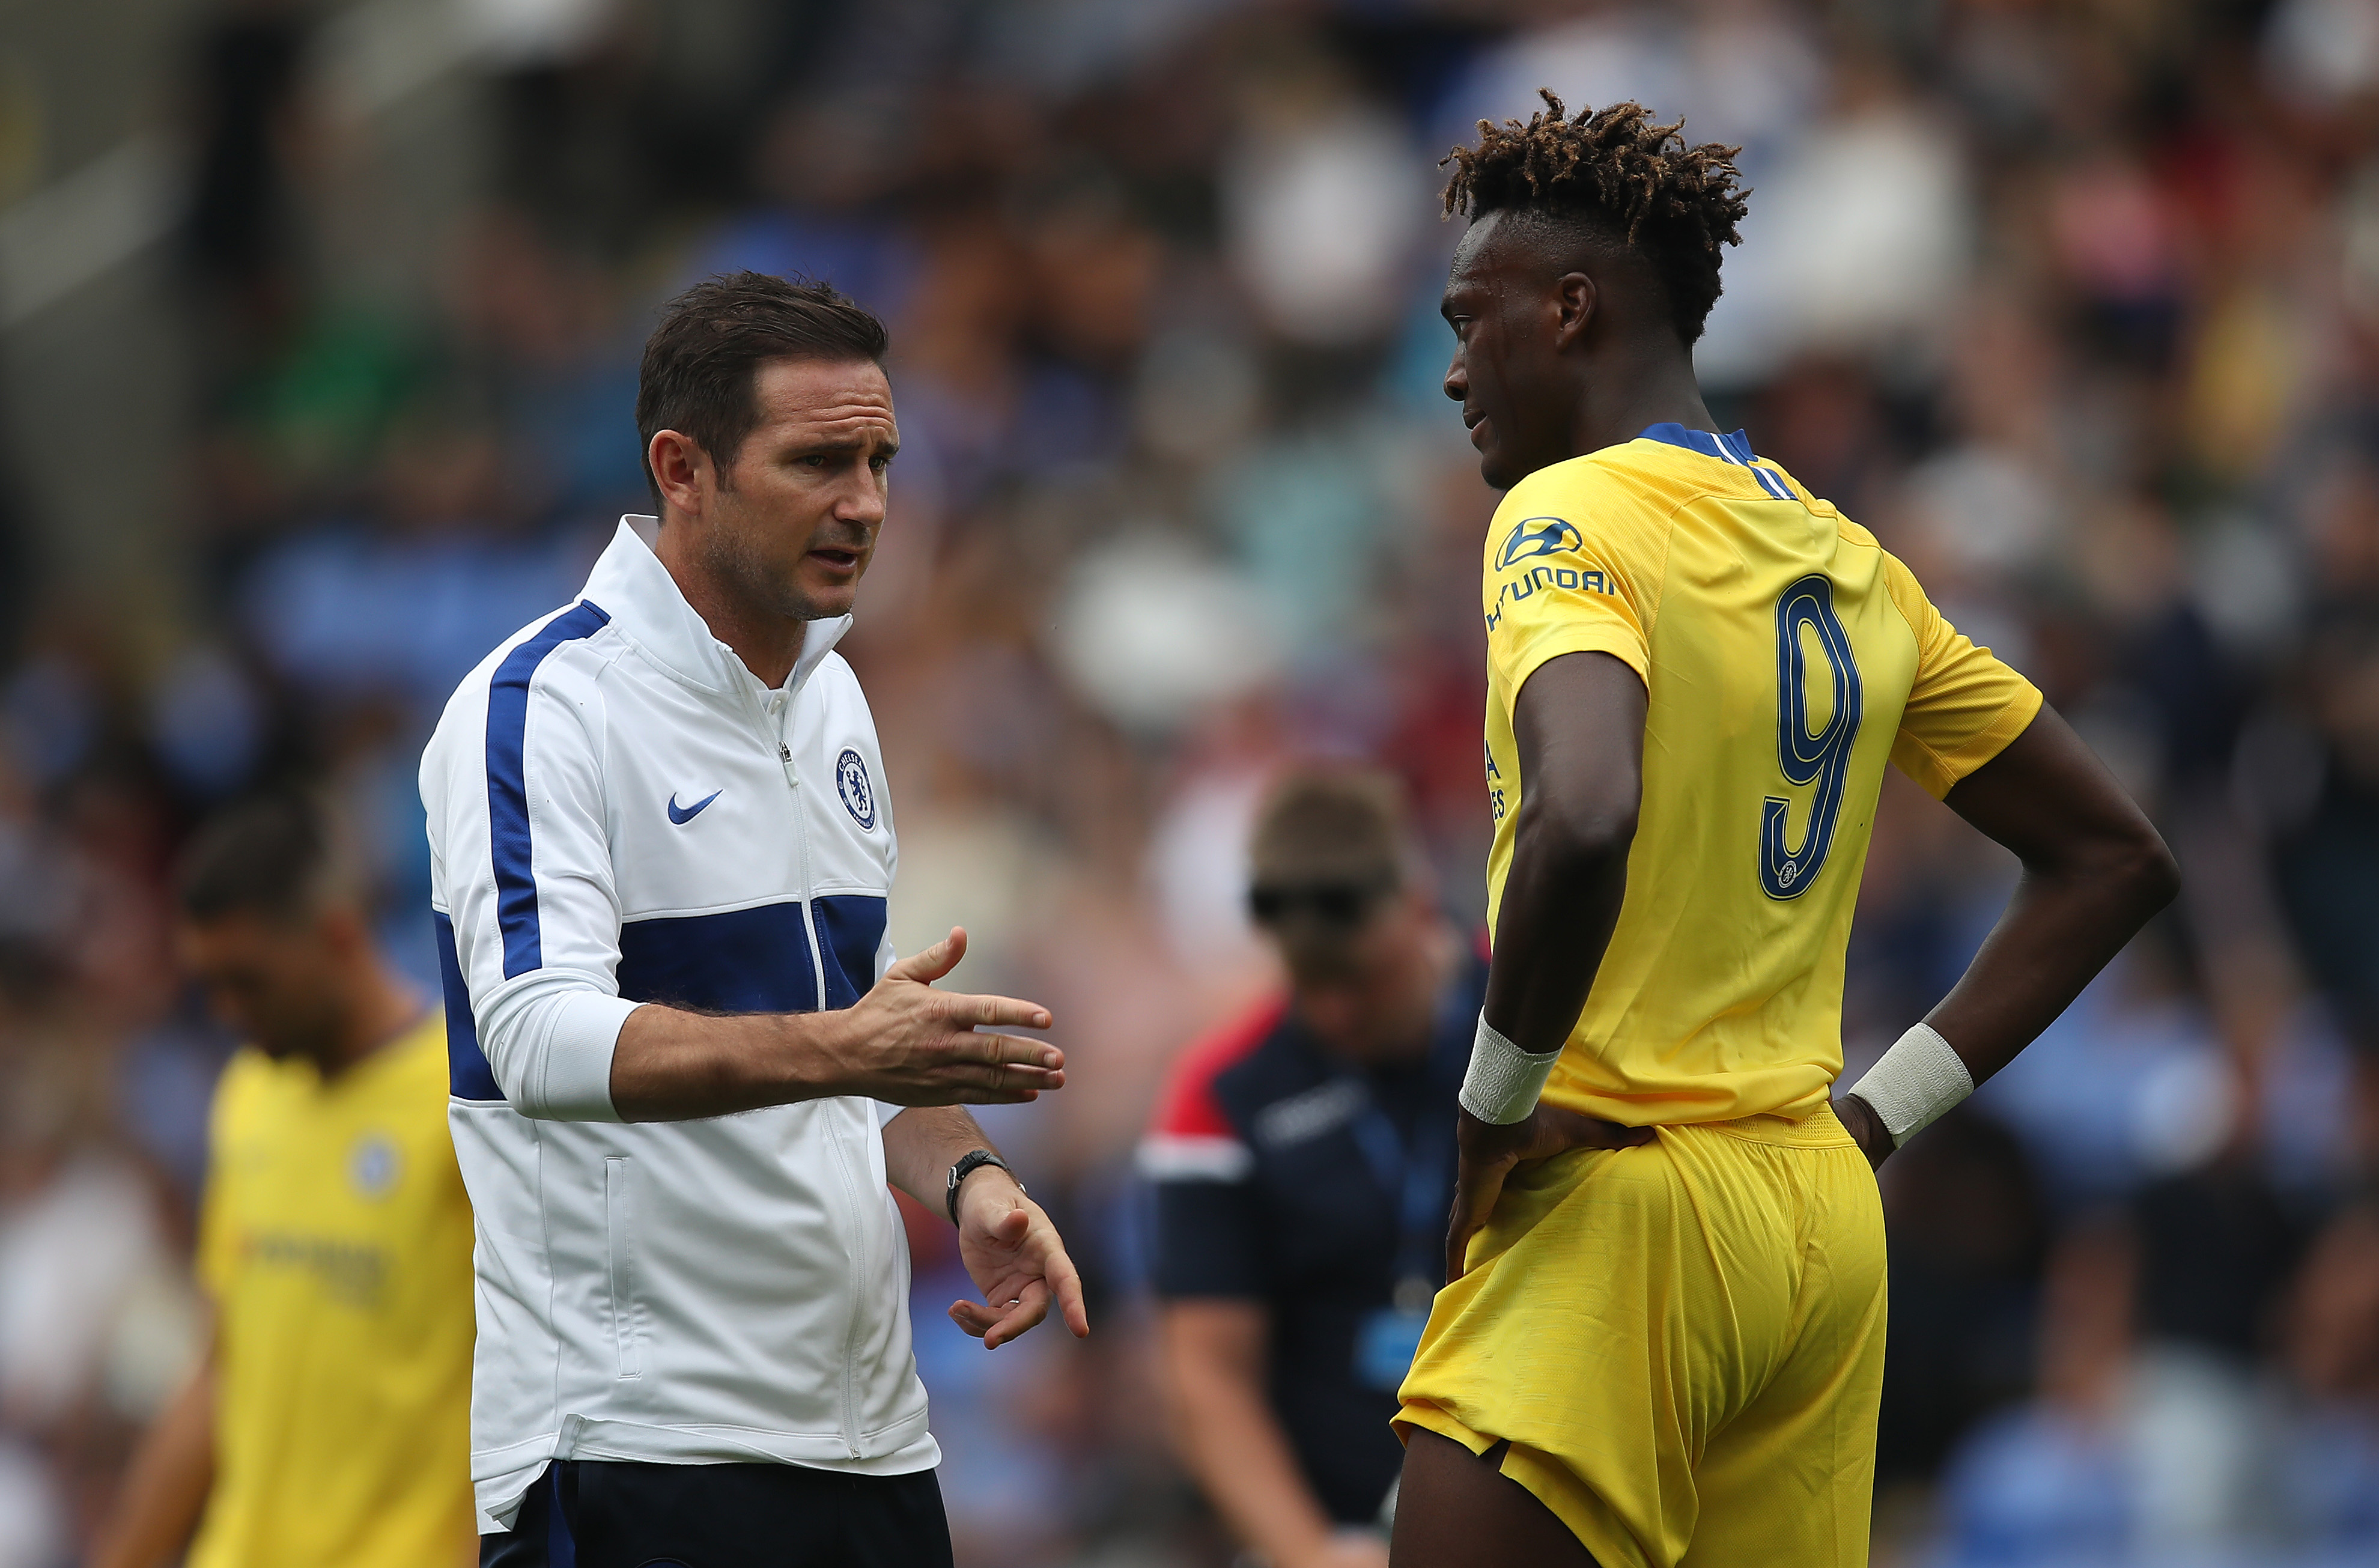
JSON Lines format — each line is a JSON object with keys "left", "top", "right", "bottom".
{"left": 835, "top": 927, "right": 1064, "bottom": 1105}
{"left": 1836, "top": 1092, "right": 1894, "bottom": 1171}
{"left": 947, "top": 1168, "right": 1091, "bottom": 1349}
{"left": 1444, "top": 1105, "right": 1651, "bottom": 1282}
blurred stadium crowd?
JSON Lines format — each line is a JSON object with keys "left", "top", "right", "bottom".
{"left": 2, "top": 0, "right": 2378, "bottom": 1564}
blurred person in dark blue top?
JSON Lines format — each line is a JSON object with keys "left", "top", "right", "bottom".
{"left": 1142, "top": 768, "right": 1478, "bottom": 1568}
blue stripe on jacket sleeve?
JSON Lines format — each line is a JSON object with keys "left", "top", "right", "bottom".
{"left": 485, "top": 600, "right": 611, "bottom": 979}
{"left": 433, "top": 911, "right": 504, "bottom": 1101}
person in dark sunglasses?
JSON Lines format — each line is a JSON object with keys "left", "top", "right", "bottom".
{"left": 1143, "top": 768, "right": 1482, "bottom": 1568}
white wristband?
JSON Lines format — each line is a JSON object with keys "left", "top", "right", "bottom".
{"left": 1459, "top": 1012, "right": 1563, "bottom": 1126}
{"left": 1844, "top": 1023, "right": 1973, "bottom": 1147}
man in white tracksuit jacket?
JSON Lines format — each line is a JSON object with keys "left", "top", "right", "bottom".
{"left": 422, "top": 272, "right": 1086, "bottom": 1567}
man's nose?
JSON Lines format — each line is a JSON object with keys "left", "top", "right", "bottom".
{"left": 1443, "top": 354, "right": 1466, "bottom": 403}
{"left": 837, "top": 472, "right": 888, "bottom": 523}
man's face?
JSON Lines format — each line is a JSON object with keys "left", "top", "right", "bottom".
{"left": 1279, "top": 887, "right": 1445, "bottom": 1064}
{"left": 1442, "top": 211, "right": 1574, "bottom": 491}
{"left": 690, "top": 357, "right": 899, "bottom": 624}
{"left": 178, "top": 910, "right": 347, "bottom": 1062}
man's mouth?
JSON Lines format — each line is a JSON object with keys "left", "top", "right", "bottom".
{"left": 809, "top": 546, "right": 862, "bottom": 573}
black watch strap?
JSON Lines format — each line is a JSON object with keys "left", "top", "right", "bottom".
{"left": 946, "top": 1149, "right": 1018, "bottom": 1224}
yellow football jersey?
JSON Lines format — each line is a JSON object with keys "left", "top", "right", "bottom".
{"left": 1482, "top": 424, "right": 2040, "bottom": 1126}
{"left": 189, "top": 1011, "right": 477, "bottom": 1568}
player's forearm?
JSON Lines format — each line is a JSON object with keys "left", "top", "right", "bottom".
{"left": 609, "top": 1006, "right": 857, "bottom": 1120}
{"left": 94, "top": 1358, "right": 215, "bottom": 1568}
{"left": 1161, "top": 1318, "right": 1341, "bottom": 1563}
{"left": 1922, "top": 710, "right": 2180, "bottom": 1090}
{"left": 1484, "top": 805, "right": 1634, "bottom": 1054}
{"left": 1921, "top": 839, "right": 2177, "bottom": 1087}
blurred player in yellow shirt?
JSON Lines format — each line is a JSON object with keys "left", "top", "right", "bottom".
{"left": 1388, "top": 97, "right": 2181, "bottom": 1567}
{"left": 97, "top": 796, "right": 476, "bottom": 1568}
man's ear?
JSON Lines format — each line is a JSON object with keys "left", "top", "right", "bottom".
{"left": 648, "top": 430, "right": 710, "bottom": 516}
{"left": 1553, "top": 272, "right": 1597, "bottom": 350}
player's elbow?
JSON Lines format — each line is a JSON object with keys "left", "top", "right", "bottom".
{"left": 2122, "top": 825, "right": 2183, "bottom": 914}
{"left": 1527, "top": 793, "right": 1639, "bottom": 874}
{"left": 2070, "top": 816, "right": 2180, "bottom": 916}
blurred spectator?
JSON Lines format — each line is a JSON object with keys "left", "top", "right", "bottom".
{"left": 1873, "top": 1107, "right": 2047, "bottom": 1489}
{"left": 2268, "top": 1196, "right": 2379, "bottom": 1559}
{"left": 1929, "top": 1214, "right": 2279, "bottom": 1565}
{"left": 1145, "top": 768, "right": 1477, "bottom": 1568}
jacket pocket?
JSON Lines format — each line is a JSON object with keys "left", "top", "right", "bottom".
{"left": 603, "top": 1156, "right": 642, "bottom": 1377}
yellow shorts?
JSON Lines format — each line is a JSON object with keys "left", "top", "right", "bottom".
{"left": 1394, "top": 1102, "right": 1887, "bottom": 1568}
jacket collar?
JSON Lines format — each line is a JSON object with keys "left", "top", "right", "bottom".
{"left": 580, "top": 516, "right": 854, "bottom": 699}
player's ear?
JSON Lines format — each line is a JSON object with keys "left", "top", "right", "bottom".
{"left": 1553, "top": 272, "right": 1596, "bottom": 349}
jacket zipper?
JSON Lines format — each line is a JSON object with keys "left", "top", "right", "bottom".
{"left": 771, "top": 707, "right": 867, "bottom": 1459}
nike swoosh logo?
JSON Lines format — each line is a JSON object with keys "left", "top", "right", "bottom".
{"left": 666, "top": 790, "right": 722, "bottom": 825}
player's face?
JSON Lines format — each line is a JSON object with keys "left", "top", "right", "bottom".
{"left": 179, "top": 911, "right": 348, "bottom": 1062}
{"left": 697, "top": 357, "right": 898, "bottom": 624}
{"left": 1442, "top": 213, "right": 1573, "bottom": 491}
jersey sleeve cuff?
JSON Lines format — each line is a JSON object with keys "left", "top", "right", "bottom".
{"left": 1897, "top": 682, "right": 2044, "bottom": 798}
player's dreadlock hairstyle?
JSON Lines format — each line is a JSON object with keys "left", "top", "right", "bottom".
{"left": 1442, "top": 92, "right": 1749, "bottom": 347}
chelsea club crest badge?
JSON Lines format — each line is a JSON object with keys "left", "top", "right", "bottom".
{"left": 349, "top": 1134, "right": 401, "bottom": 1199}
{"left": 836, "top": 749, "right": 877, "bottom": 831}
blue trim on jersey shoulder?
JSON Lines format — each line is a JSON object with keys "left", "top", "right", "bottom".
{"left": 814, "top": 895, "right": 889, "bottom": 1010}
{"left": 1636, "top": 423, "right": 1797, "bottom": 500}
{"left": 487, "top": 601, "right": 612, "bottom": 979}
{"left": 1638, "top": 421, "right": 1734, "bottom": 461}
{"left": 433, "top": 911, "right": 504, "bottom": 1101}
{"left": 616, "top": 900, "right": 822, "bottom": 1013}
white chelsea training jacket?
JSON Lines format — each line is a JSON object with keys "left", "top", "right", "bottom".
{"left": 420, "top": 517, "right": 933, "bottom": 1531}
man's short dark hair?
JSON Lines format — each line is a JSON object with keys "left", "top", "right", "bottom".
{"left": 177, "top": 792, "right": 355, "bottom": 925}
{"left": 1442, "top": 91, "right": 1749, "bottom": 346}
{"left": 634, "top": 271, "right": 889, "bottom": 506}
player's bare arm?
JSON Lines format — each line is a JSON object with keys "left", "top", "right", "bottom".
{"left": 1836, "top": 707, "right": 2180, "bottom": 1167}
{"left": 92, "top": 1337, "right": 216, "bottom": 1568}
{"left": 607, "top": 925, "right": 1064, "bottom": 1120}
{"left": 878, "top": 1102, "right": 1090, "bottom": 1349}
{"left": 1445, "top": 652, "right": 1655, "bottom": 1282}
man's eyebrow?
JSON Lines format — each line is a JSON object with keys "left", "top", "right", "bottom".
{"left": 786, "top": 434, "right": 899, "bottom": 454}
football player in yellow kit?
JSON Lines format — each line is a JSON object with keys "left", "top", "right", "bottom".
{"left": 1387, "top": 96, "right": 2180, "bottom": 1568}
{"left": 97, "top": 797, "right": 475, "bottom": 1568}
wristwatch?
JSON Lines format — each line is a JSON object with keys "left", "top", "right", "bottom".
{"left": 946, "top": 1149, "right": 1021, "bottom": 1224}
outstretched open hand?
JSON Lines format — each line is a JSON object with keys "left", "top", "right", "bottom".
{"left": 948, "top": 1175, "right": 1091, "bottom": 1351}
